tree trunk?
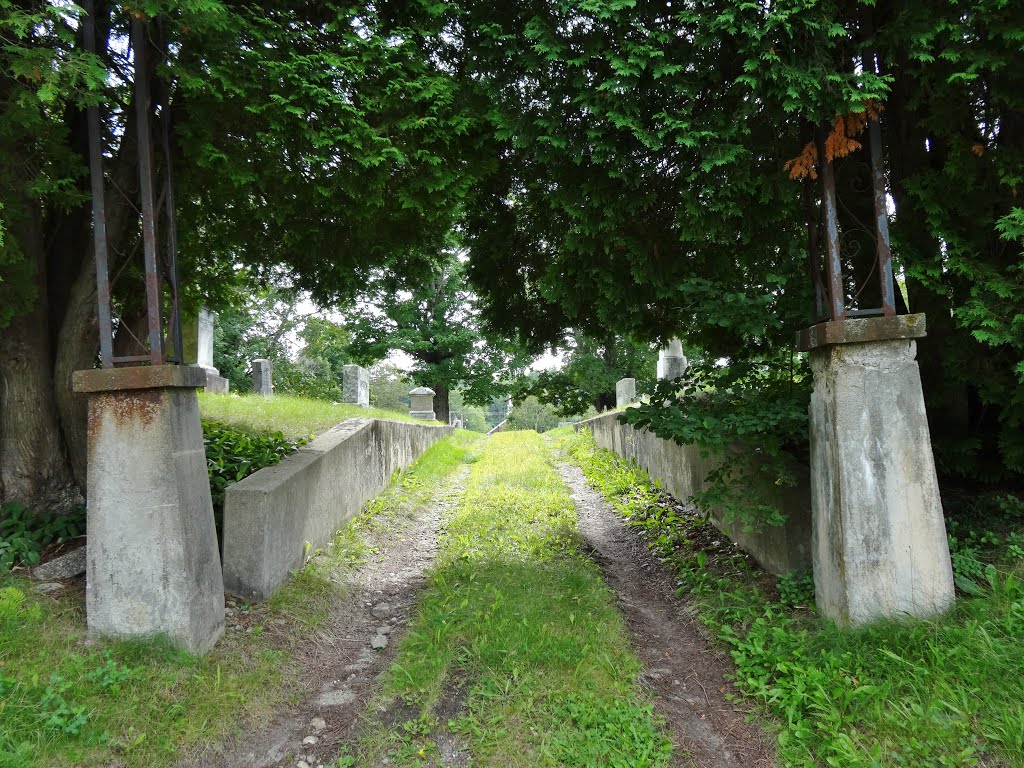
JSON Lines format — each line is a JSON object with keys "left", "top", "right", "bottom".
{"left": 0, "top": 201, "right": 74, "bottom": 511}
{"left": 434, "top": 385, "right": 450, "bottom": 425}
{"left": 53, "top": 250, "right": 100, "bottom": 491}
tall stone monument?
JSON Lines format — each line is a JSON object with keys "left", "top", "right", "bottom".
{"left": 252, "top": 359, "right": 273, "bottom": 397}
{"left": 183, "top": 309, "right": 229, "bottom": 393}
{"left": 657, "top": 338, "right": 688, "bottom": 380}
{"left": 409, "top": 386, "right": 436, "bottom": 420}
{"left": 342, "top": 364, "right": 370, "bottom": 407}
{"left": 798, "top": 314, "right": 954, "bottom": 626}
{"left": 615, "top": 377, "right": 637, "bottom": 408}
{"left": 72, "top": 366, "right": 225, "bottom": 654}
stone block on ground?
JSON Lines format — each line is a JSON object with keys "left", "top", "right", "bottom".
{"left": 204, "top": 372, "right": 230, "bottom": 394}
{"left": 31, "top": 543, "right": 86, "bottom": 581}
{"left": 409, "top": 386, "right": 436, "bottom": 420}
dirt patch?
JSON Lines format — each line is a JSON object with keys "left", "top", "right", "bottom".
{"left": 557, "top": 462, "right": 778, "bottom": 768}
{"left": 178, "top": 469, "right": 468, "bottom": 768}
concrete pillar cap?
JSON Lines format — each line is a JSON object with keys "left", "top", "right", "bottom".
{"left": 73, "top": 365, "right": 208, "bottom": 393}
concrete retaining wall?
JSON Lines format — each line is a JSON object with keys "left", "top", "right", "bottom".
{"left": 578, "top": 412, "right": 812, "bottom": 575}
{"left": 222, "top": 418, "right": 452, "bottom": 600}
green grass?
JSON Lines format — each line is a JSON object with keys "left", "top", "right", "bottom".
{"left": 268, "top": 429, "right": 486, "bottom": 628}
{"left": 198, "top": 392, "right": 429, "bottom": 439}
{"left": 345, "top": 431, "right": 673, "bottom": 768}
{"left": 0, "top": 432, "right": 477, "bottom": 768}
{"left": 0, "top": 583, "right": 293, "bottom": 768}
{"left": 561, "top": 427, "right": 1024, "bottom": 768}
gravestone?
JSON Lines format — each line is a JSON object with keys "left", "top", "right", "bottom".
{"left": 615, "top": 377, "right": 637, "bottom": 408}
{"left": 657, "top": 338, "right": 688, "bottom": 381}
{"left": 252, "top": 359, "right": 273, "bottom": 397}
{"left": 71, "top": 366, "right": 225, "bottom": 654}
{"left": 798, "top": 314, "right": 954, "bottom": 627}
{"left": 184, "top": 309, "right": 229, "bottom": 394}
{"left": 409, "top": 387, "right": 436, "bottom": 420}
{"left": 342, "top": 364, "right": 370, "bottom": 407}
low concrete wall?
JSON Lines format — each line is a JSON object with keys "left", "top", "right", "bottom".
{"left": 578, "top": 412, "right": 812, "bottom": 575}
{"left": 222, "top": 418, "right": 452, "bottom": 600}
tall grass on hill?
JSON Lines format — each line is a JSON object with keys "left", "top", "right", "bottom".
{"left": 197, "top": 392, "right": 427, "bottom": 439}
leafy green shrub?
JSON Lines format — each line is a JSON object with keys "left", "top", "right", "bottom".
{"left": 777, "top": 569, "right": 815, "bottom": 608}
{"left": 0, "top": 502, "right": 85, "bottom": 573}
{"left": 618, "top": 355, "right": 810, "bottom": 532}
{"left": 201, "top": 420, "right": 309, "bottom": 526}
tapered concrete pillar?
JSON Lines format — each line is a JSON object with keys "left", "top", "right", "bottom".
{"left": 72, "top": 366, "right": 225, "bottom": 654}
{"left": 798, "top": 314, "right": 954, "bottom": 627}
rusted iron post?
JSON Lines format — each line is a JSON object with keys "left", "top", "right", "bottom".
{"left": 159, "top": 79, "right": 184, "bottom": 364}
{"left": 131, "top": 17, "right": 165, "bottom": 364}
{"left": 816, "top": 127, "right": 846, "bottom": 321}
{"left": 83, "top": 0, "right": 114, "bottom": 368}
{"left": 803, "top": 182, "right": 828, "bottom": 322}
{"left": 868, "top": 119, "right": 897, "bottom": 316}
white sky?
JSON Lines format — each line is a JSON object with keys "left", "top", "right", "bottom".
{"left": 293, "top": 297, "right": 564, "bottom": 374}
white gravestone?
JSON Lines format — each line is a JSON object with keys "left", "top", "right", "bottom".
{"left": 615, "top": 377, "right": 637, "bottom": 408}
{"left": 657, "top": 338, "right": 688, "bottom": 381}
{"left": 252, "top": 359, "right": 273, "bottom": 397}
{"left": 342, "top": 364, "right": 370, "bottom": 407}
{"left": 409, "top": 387, "right": 436, "bottom": 420}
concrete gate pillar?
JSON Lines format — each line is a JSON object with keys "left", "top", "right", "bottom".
{"left": 797, "top": 314, "right": 954, "bottom": 627}
{"left": 72, "top": 366, "right": 225, "bottom": 654}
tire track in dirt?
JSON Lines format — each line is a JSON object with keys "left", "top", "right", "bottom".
{"left": 557, "top": 462, "right": 778, "bottom": 768}
{"left": 178, "top": 467, "right": 469, "bottom": 768}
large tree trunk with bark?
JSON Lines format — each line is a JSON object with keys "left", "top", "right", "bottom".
{"left": 433, "top": 385, "right": 450, "bottom": 425}
{"left": 0, "top": 202, "right": 75, "bottom": 510}
{"left": 53, "top": 253, "right": 100, "bottom": 491}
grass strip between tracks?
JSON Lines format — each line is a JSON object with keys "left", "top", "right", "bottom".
{"left": 347, "top": 430, "right": 673, "bottom": 768}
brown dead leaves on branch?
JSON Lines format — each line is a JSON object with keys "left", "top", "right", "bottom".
{"left": 784, "top": 101, "right": 884, "bottom": 180}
